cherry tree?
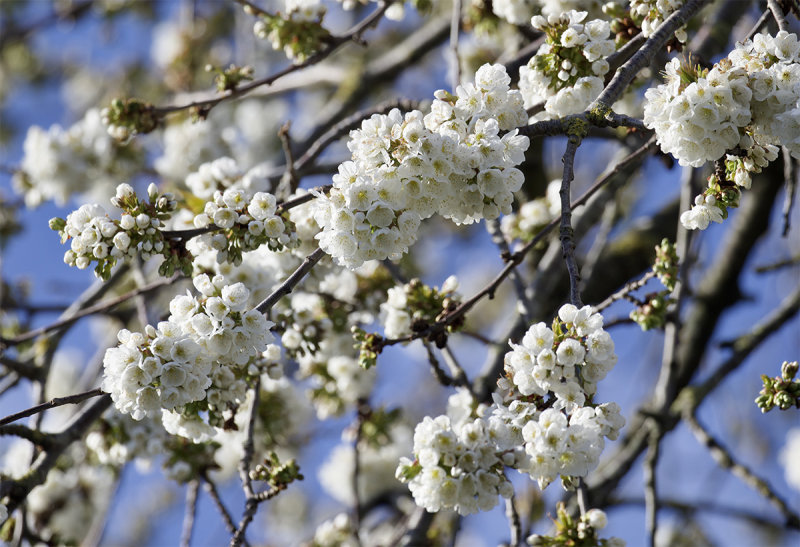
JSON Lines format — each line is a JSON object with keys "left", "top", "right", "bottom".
{"left": 0, "top": 0, "right": 799, "bottom": 545}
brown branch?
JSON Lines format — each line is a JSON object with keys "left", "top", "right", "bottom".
{"left": 0, "top": 388, "right": 105, "bottom": 426}
{"left": 255, "top": 247, "right": 326, "bottom": 313}
{"left": 591, "top": 0, "right": 712, "bottom": 110}
{"left": 559, "top": 137, "right": 583, "bottom": 307}
{"left": 681, "top": 410, "right": 800, "bottom": 529}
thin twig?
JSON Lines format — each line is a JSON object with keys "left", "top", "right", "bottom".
{"left": 352, "top": 400, "right": 369, "bottom": 546}
{"left": 276, "top": 121, "right": 298, "bottom": 199}
{"left": 255, "top": 247, "right": 326, "bottom": 313}
{"left": 745, "top": 9, "right": 772, "bottom": 40}
{"left": 2, "top": 275, "right": 181, "bottom": 345}
{"left": 180, "top": 480, "right": 200, "bottom": 547}
{"left": 154, "top": 1, "right": 395, "bottom": 118}
{"left": 440, "top": 345, "right": 472, "bottom": 393}
{"left": 231, "top": 376, "right": 262, "bottom": 547}
{"left": 682, "top": 410, "right": 800, "bottom": 529}
{"left": 487, "top": 219, "right": 532, "bottom": 323}
{"left": 423, "top": 342, "right": 457, "bottom": 387}
{"left": 202, "top": 475, "right": 239, "bottom": 535}
{"left": 0, "top": 388, "right": 105, "bottom": 427}
{"left": 1, "top": 394, "right": 112, "bottom": 513}
{"left": 449, "top": 0, "right": 462, "bottom": 90}
{"left": 782, "top": 148, "right": 796, "bottom": 236}
{"left": 644, "top": 423, "right": 662, "bottom": 547}
{"left": 591, "top": 0, "right": 712, "bottom": 109}
{"left": 754, "top": 255, "right": 800, "bottom": 272}
{"left": 505, "top": 495, "right": 522, "bottom": 547}
{"left": 595, "top": 271, "right": 656, "bottom": 311}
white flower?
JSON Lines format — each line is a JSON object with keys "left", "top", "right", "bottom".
{"left": 221, "top": 283, "right": 250, "bottom": 312}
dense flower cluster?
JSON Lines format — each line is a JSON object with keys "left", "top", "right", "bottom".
{"left": 518, "top": 403, "right": 624, "bottom": 488}
{"left": 500, "top": 179, "right": 561, "bottom": 242}
{"left": 504, "top": 304, "right": 616, "bottom": 408}
{"left": 192, "top": 186, "right": 298, "bottom": 265}
{"left": 102, "top": 275, "right": 279, "bottom": 440}
{"left": 50, "top": 183, "right": 183, "bottom": 279}
{"left": 380, "top": 276, "right": 461, "bottom": 339}
{"left": 14, "top": 108, "right": 143, "bottom": 207}
{"left": 398, "top": 304, "right": 625, "bottom": 512}
{"left": 315, "top": 64, "right": 529, "bottom": 269}
{"left": 519, "top": 10, "right": 615, "bottom": 116}
{"left": 396, "top": 414, "right": 514, "bottom": 515}
{"left": 645, "top": 32, "right": 800, "bottom": 229}
{"left": 643, "top": 57, "right": 750, "bottom": 168}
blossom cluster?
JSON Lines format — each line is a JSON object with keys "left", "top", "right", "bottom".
{"left": 14, "top": 108, "right": 143, "bottom": 207}
{"left": 192, "top": 186, "right": 298, "bottom": 266}
{"left": 380, "top": 276, "right": 461, "bottom": 339}
{"left": 314, "top": 64, "right": 529, "bottom": 269}
{"left": 398, "top": 304, "right": 625, "bottom": 514}
{"left": 519, "top": 10, "right": 615, "bottom": 116}
{"left": 504, "top": 304, "right": 616, "bottom": 408}
{"left": 50, "top": 183, "right": 184, "bottom": 279}
{"left": 644, "top": 32, "right": 800, "bottom": 229}
{"left": 102, "top": 275, "right": 279, "bottom": 441}
{"left": 396, "top": 414, "right": 514, "bottom": 515}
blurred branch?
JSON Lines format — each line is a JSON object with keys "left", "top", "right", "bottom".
{"left": 180, "top": 480, "right": 200, "bottom": 547}
{"left": 0, "top": 394, "right": 112, "bottom": 513}
{"left": 0, "top": 274, "right": 181, "bottom": 346}
{"left": 681, "top": 410, "right": 800, "bottom": 529}
{"left": 0, "top": 0, "right": 94, "bottom": 49}
{"left": 154, "top": 1, "right": 396, "bottom": 118}
{"left": 782, "top": 148, "right": 797, "bottom": 237}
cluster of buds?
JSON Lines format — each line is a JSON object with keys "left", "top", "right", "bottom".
{"left": 756, "top": 361, "right": 800, "bottom": 413}
{"left": 249, "top": 452, "right": 304, "bottom": 492}
{"left": 351, "top": 326, "right": 384, "bottom": 370}
{"left": 629, "top": 239, "right": 679, "bottom": 331}
{"left": 526, "top": 503, "right": 625, "bottom": 547}
{"left": 205, "top": 63, "right": 254, "bottom": 93}
{"left": 101, "top": 97, "right": 161, "bottom": 142}
{"left": 653, "top": 238, "right": 679, "bottom": 292}
{"left": 629, "top": 292, "right": 672, "bottom": 331}
{"left": 50, "top": 183, "right": 190, "bottom": 280}
{"left": 252, "top": 8, "right": 331, "bottom": 63}
{"left": 380, "top": 276, "right": 463, "bottom": 345}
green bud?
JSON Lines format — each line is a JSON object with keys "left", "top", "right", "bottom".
{"left": 781, "top": 360, "right": 799, "bottom": 381}
{"left": 49, "top": 217, "right": 66, "bottom": 232}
